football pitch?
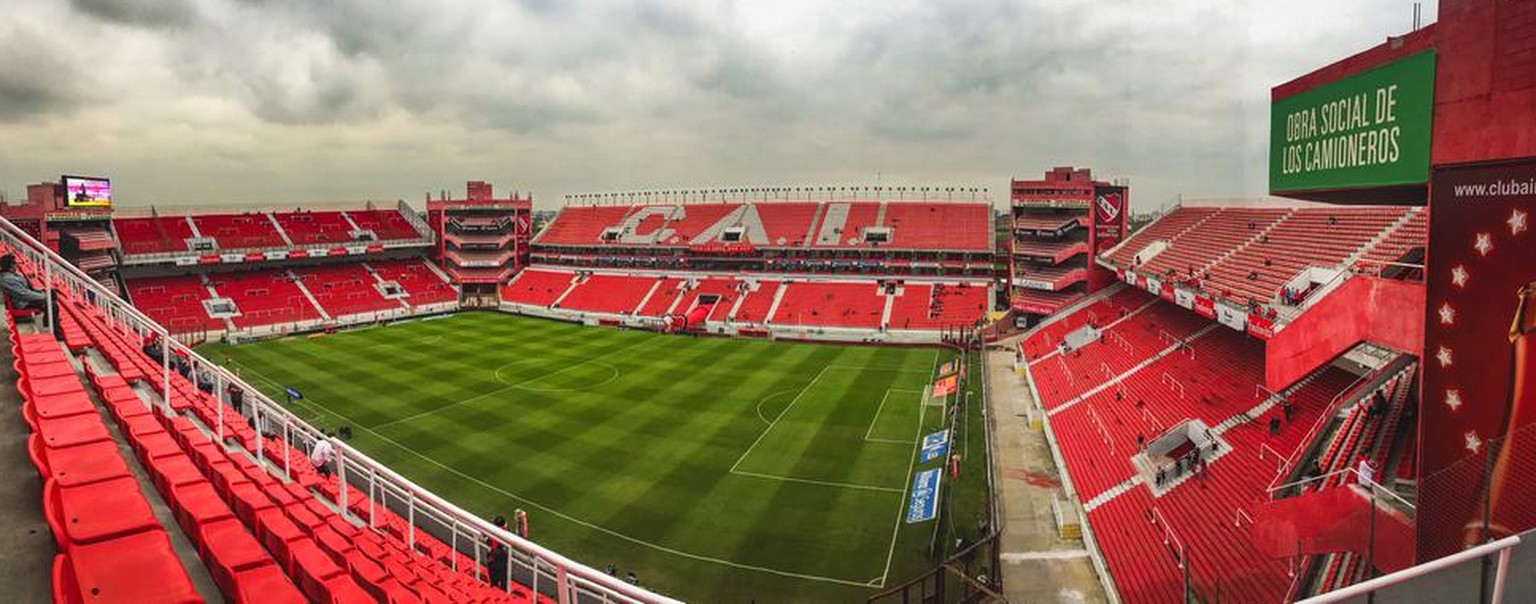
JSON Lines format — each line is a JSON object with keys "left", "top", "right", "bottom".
{"left": 200, "top": 312, "right": 990, "bottom": 603}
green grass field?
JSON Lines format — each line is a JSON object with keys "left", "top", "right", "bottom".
{"left": 201, "top": 312, "right": 989, "bottom": 602}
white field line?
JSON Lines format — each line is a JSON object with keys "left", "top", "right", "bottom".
{"left": 231, "top": 340, "right": 942, "bottom": 588}
{"left": 865, "top": 388, "right": 927, "bottom": 444}
{"left": 753, "top": 389, "right": 801, "bottom": 426}
{"left": 878, "top": 349, "right": 942, "bottom": 587}
{"left": 728, "top": 470, "right": 904, "bottom": 493}
{"left": 728, "top": 365, "right": 832, "bottom": 473}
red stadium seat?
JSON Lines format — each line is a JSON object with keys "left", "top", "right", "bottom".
{"left": 65, "top": 528, "right": 201, "bottom": 603}
{"left": 35, "top": 438, "right": 132, "bottom": 488}
{"left": 231, "top": 563, "right": 308, "bottom": 604}
{"left": 47, "top": 476, "right": 161, "bottom": 546}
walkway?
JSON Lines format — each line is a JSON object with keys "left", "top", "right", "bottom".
{"left": 986, "top": 338, "right": 1108, "bottom": 603}
{"left": 0, "top": 324, "right": 51, "bottom": 602}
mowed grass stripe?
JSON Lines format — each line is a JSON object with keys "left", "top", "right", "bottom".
{"left": 200, "top": 313, "right": 957, "bottom": 602}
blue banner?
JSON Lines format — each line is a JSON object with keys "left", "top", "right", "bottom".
{"left": 284, "top": 386, "right": 303, "bottom": 400}
{"left": 906, "top": 468, "right": 942, "bottom": 523}
{"left": 919, "top": 429, "right": 951, "bottom": 463}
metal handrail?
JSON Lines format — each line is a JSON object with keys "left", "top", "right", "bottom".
{"left": 1266, "top": 467, "right": 1416, "bottom": 512}
{"left": 1259, "top": 443, "right": 1288, "bottom": 476}
{"left": 1299, "top": 535, "right": 1520, "bottom": 603}
{"left": 1149, "top": 507, "right": 1185, "bottom": 568}
{"left": 1266, "top": 371, "right": 1375, "bottom": 495}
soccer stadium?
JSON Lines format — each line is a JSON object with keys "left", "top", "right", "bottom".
{"left": 1, "top": 0, "right": 1534, "bottom": 603}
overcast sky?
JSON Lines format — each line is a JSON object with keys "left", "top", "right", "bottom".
{"left": 0, "top": 0, "right": 1435, "bottom": 211}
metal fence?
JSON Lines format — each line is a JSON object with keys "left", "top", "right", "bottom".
{"left": 0, "top": 215, "right": 673, "bottom": 604}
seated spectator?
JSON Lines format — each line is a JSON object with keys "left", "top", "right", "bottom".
{"left": 0, "top": 254, "right": 60, "bottom": 335}
{"left": 143, "top": 333, "right": 164, "bottom": 360}
{"left": 196, "top": 369, "right": 215, "bottom": 393}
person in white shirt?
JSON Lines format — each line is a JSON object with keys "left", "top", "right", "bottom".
{"left": 1357, "top": 457, "right": 1375, "bottom": 491}
{"left": 310, "top": 431, "right": 336, "bottom": 476}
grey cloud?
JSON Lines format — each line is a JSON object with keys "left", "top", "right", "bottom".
{"left": 0, "top": 0, "right": 1440, "bottom": 210}
{"left": 0, "top": 32, "right": 81, "bottom": 121}
{"left": 70, "top": 0, "right": 196, "bottom": 29}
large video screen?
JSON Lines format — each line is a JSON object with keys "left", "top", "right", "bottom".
{"left": 61, "top": 175, "right": 112, "bottom": 208}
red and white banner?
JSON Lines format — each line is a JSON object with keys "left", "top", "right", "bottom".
{"left": 1174, "top": 288, "right": 1195, "bottom": 310}
{"left": 1012, "top": 302, "right": 1056, "bottom": 315}
{"left": 1247, "top": 314, "right": 1276, "bottom": 340}
{"left": 932, "top": 375, "right": 959, "bottom": 398}
{"left": 1193, "top": 296, "right": 1216, "bottom": 319}
{"left": 1214, "top": 302, "right": 1247, "bottom": 332}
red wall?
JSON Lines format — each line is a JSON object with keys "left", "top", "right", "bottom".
{"left": 1431, "top": 0, "right": 1536, "bottom": 165}
{"left": 1265, "top": 277, "right": 1426, "bottom": 390}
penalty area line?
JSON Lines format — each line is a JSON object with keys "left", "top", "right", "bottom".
{"left": 728, "top": 469, "right": 905, "bottom": 494}
{"left": 753, "top": 388, "right": 801, "bottom": 426}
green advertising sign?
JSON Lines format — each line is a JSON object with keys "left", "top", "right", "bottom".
{"left": 1270, "top": 50, "right": 1435, "bottom": 193}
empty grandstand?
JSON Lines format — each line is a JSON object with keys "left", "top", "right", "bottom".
{"left": 3, "top": 223, "right": 653, "bottom": 603}
{"left": 508, "top": 189, "right": 997, "bottom": 341}
{"left": 1101, "top": 201, "right": 1424, "bottom": 320}
{"left": 92, "top": 202, "right": 455, "bottom": 340}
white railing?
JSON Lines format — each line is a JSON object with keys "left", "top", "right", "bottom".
{"left": 1139, "top": 406, "right": 1162, "bottom": 432}
{"left": 1233, "top": 508, "right": 1253, "bottom": 528}
{"left": 1300, "top": 535, "right": 1521, "bottom": 603}
{"left": 1259, "top": 443, "right": 1288, "bottom": 476}
{"left": 119, "top": 235, "right": 435, "bottom": 265}
{"left": 0, "top": 215, "right": 675, "bottom": 604}
{"left": 1266, "top": 367, "right": 1381, "bottom": 496}
{"left": 1161, "top": 372, "right": 1185, "bottom": 399}
{"left": 1108, "top": 330, "right": 1132, "bottom": 354}
{"left": 397, "top": 199, "right": 436, "bottom": 240}
{"left": 1088, "top": 405, "right": 1113, "bottom": 450}
{"left": 1149, "top": 507, "right": 1185, "bottom": 569}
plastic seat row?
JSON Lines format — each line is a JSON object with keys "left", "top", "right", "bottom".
{"left": 10, "top": 321, "right": 206, "bottom": 603}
